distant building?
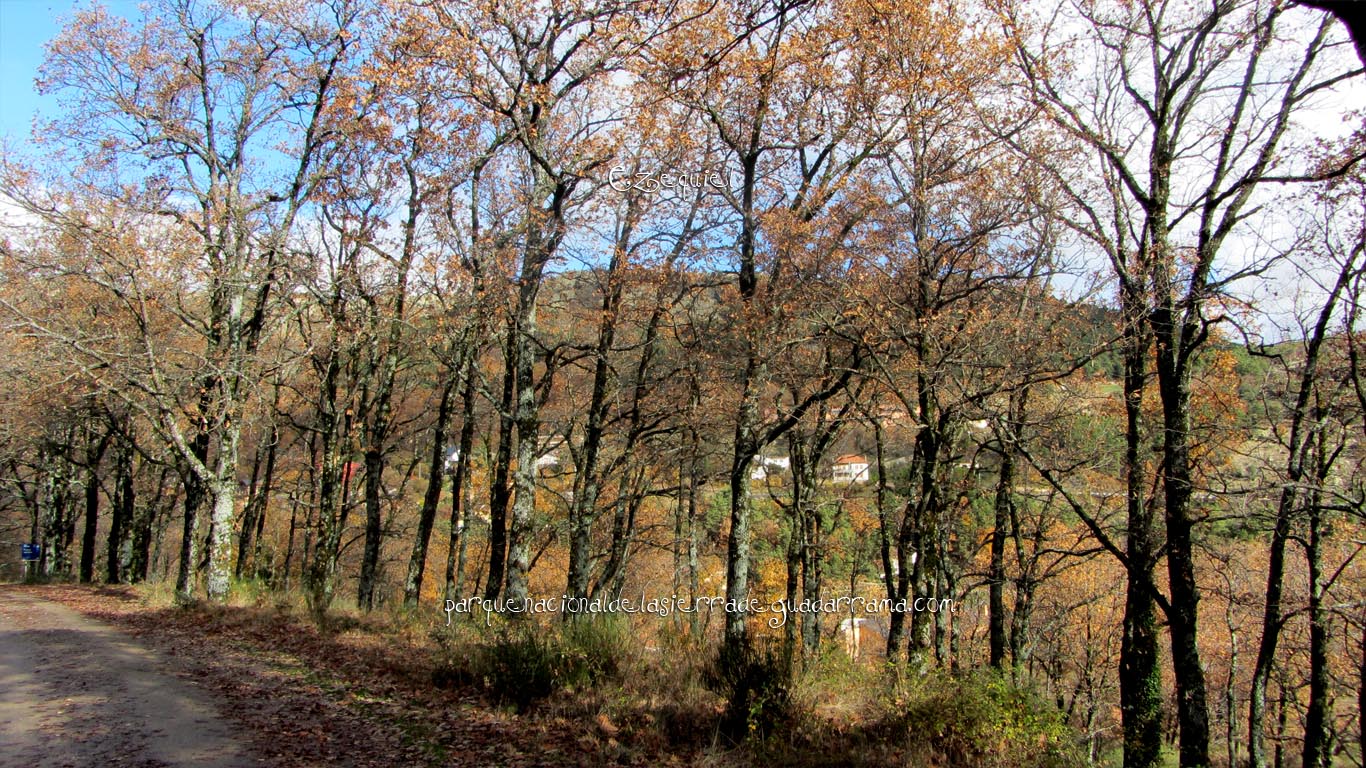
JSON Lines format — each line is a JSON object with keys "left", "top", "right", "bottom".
{"left": 341, "top": 461, "right": 361, "bottom": 485}
{"left": 750, "top": 455, "right": 791, "bottom": 481}
{"left": 838, "top": 616, "right": 889, "bottom": 660}
{"left": 877, "top": 551, "right": 917, "bottom": 581}
{"left": 534, "top": 433, "right": 568, "bottom": 475}
{"left": 832, "top": 454, "right": 870, "bottom": 484}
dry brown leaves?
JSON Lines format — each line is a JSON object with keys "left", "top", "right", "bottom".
{"left": 23, "top": 584, "right": 693, "bottom": 768}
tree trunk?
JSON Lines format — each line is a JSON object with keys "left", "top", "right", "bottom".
{"left": 593, "top": 467, "right": 646, "bottom": 602}
{"left": 307, "top": 364, "right": 351, "bottom": 613}
{"left": 176, "top": 425, "right": 210, "bottom": 602}
{"left": 444, "top": 350, "right": 479, "bottom": 602}
{"left": 906, "top": 391, "right": 942, "bottom": 666}
{"left": 237, "top": 420, "right": 277, "bottom": 579}
{"left": 357, "top": 445, "right": 385, "bottom": 609}
{"left": 799, "top": 470, "right": 824, "bottom": 654}
{"left": 1119, "top": 295, "right": 1163, "bottom": 768}
{"left": 505, "top": 303, "right": 541, "bottom": 606}
{"left": 282, "top": 493, "right": 300, "bottom": 590}
{"left": 783, "top": 469, "right": 803, "bottom": 653}
{"left": 874, "top": 419, "right": 904, "bottom": 657}
{"left": 485, "top": 327, "right": 517, "bottom": 602}
{"left": 989, "top": 444, "right": 1013, "bottom": 670}
{"left": 128, "top": 467, "right": 168, "bottom": 583}
{"left": 1302, "top": 479, "right": 1330, "bottom": 768}
{"left": 107, "top": 438, "right": 134, "bottom": 585}
{"left": 80, "top": 426, "right": 110, "bottom": 583}
{"left": 1248, "top": 244, "right": 1353, "bottom": 768}
{"left": 724, "top": 374, "right": 760, "bottom": 645}
{"left": 355, "top": 145, "right": 423, "bottom": 613}
{"left": 565, "top": 205, "right": 637, "bottom": 608}
{"left": 1153, "top": 318, "right": 1212, "bottom": 766}
{"left": 204, "top": 415, "right": 242, "bottom": 602}
{"left": 404, "top": 375, "right": 455, "bottom": 606}
{"left": 1274, "top": 681, "right": 1288, "bottom": 768}
{"left": 40, "top": 447, "right": 74, "bottom": 578}
{"left": 1358, "top": 620, "right": 1364, "bottom": 766}
{"left": 686, "top": 410, "right": 702, "bottom": 634}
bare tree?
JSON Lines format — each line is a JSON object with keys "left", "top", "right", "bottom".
{"left": 1007, "top": 0, "right": 1363, "bottom": 763}
{"left": 3, "top": 0, "right": 362, "bottom": 602}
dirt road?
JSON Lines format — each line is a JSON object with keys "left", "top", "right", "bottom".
{"left": 0, "top": 587, "right": 254, "bottom": 768}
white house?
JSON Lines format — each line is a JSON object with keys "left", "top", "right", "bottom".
{"left": 877, "top": 551, "right": 917, "bottom": 581}
{"left": 534, "top": 432, "right": 568, "bottom": 475}
{"left": 837, "top": 616, "right": 890, "bottom": 660}
{"left": 831, "top": 454, "right": 870, "bottom": 484}
{"left": 750, "top": 455, "right": 791, "bottom": 481}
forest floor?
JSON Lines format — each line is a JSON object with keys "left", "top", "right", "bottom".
{"left": 0, "top": 584, "right": 703, "bottom": 767}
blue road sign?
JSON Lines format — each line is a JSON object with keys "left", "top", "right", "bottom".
{"left": 20, "top": 543, "right": 40, "bottom": 561}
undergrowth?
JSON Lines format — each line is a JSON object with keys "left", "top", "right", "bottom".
{"left": 115, "top": 581, "right": 1085, "bottom": 766}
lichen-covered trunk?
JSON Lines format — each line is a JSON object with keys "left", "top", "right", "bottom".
{"left": 1159, "top": 409, "right": 1209, "bottom": 768}
{"left": 504, "top": 178, "right": 561, "bottom": 606}
{"left": 357, "top": 445, "right": 385, "bottom": 609}
{"left": 593, "top": 467, "right": 647, "bottom": 602}
{"left": 724, "top": 355, "right": 761, "bottom": 645}
{"left": 1248, "top": 498, "right": 1291, "bottom": 768}
{"left": 566, "top": 208, "right": 636, "bottom": 608}
{"left": 564, "top": 324, "right": 615, "bottom": 605}
{"left": 504, "top": 294, "right": 542, "bottom": 607}
{"left": 799, "top": 469, "right": 824, "bottom": 654}
{"left": 906, "top": 391, "right": 941, "bottom": 667}
{"left": 175, "top": 410, "right": 211, "bottom": 601}
{"left": 40, "top": 450, "right": 73, "bottom": 578}
{"left": 874, "top": 420, "right": 905, "bottom": 657}
{"left": 306, "top": 345, "right": 349, "bottom": 614}
{"left": 783, "top": 474, "right": 803, "bottom": 653}
{"left": 205, "top": 402, "right": 242, "bottom": 602}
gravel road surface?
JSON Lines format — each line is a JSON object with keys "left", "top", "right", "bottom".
{"left": 0, "top": 587, "right": 254, "bottom": 768}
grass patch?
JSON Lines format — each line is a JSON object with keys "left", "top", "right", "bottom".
{"left": 432, "top": 613, "right": 638, "bottom": 713}
{"left": 873, "top": 668, "right": 1084, "bottom": 768}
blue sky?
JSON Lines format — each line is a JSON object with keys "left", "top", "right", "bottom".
{"left": 0, "top": 0, "right": 138, "bottom": 143}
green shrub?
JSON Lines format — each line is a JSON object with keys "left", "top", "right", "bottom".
{"left": 702, "top": 636, "right": 795, "bottom": 743}
{"left": 432, "top": 614, "right": 634, "bottom": 713}
{"left": 886, "top": 670, "right": 1082, "bottom": 768}
{"left": 479, "top": 629, "right": 560, "bottom": 712}
{"left": 558, "top": 613, "right": 632, "bottom": 689}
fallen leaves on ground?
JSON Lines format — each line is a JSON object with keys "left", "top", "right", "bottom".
{"left": 21, "top": 585, "right": 700, "bottom": 768}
